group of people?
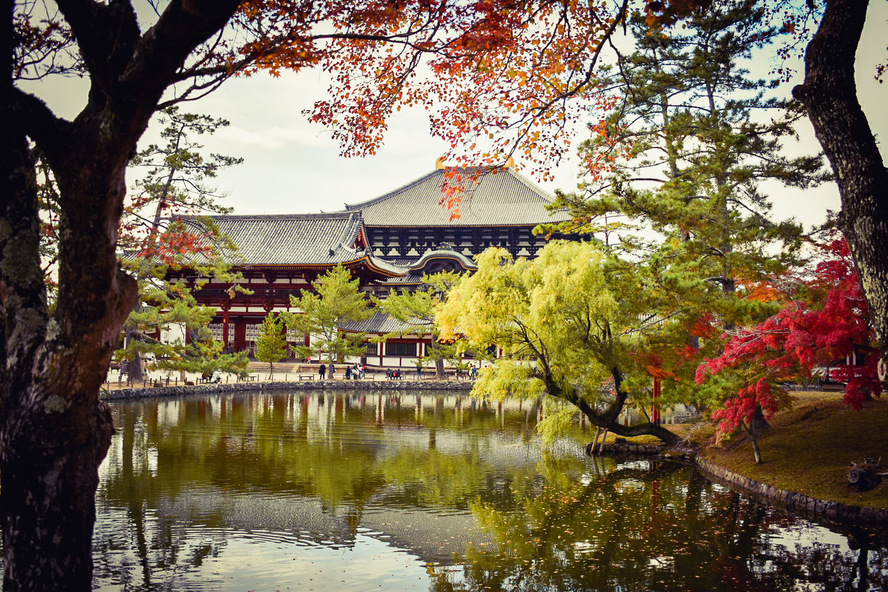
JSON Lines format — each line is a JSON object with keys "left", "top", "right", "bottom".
{"left": 345, "top": 364, "right": 365, "bottom": 380}
{"left": 317, "top": 362, "right": 365, "bottom": 380}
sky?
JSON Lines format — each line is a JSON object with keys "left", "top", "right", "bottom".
{"left": 28, "top": 2, "right": 888, "bottom": 232}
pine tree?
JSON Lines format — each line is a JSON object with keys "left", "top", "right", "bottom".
{"left": 116, "top": 108, "right": 244, "bottom": 381}
{"left": 285, "top": 266, "right": 374, "bottom": 365}
{"left": 542, "top": 1, "right": 830, "bottom": 418}
{"left": 255, "top": 313, "right": 289, "bottom": 380}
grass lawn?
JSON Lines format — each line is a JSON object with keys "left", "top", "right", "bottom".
{"left": 697, "top": 391, "right": 888, "bottom": 509}
{"left": 583, "top": 391, "right": 888, "bottom": 509}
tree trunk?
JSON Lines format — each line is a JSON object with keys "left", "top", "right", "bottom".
{"left": 0, "top": 387, "right": 115, "bottom": 590}
{"left": 1, "top": 120, "right": 135, "bottom": 591}
{"left": 4, "top": 1, "right": 243, "bottom": 587}
{"left": 749, "top": 406, "right": 770, "bottom": 436}
{"left": 573, "top": 391, "right": 681, "bottom": 445}
{"left": 600, "top": 415, "right": 682, "bottom": 446}
{"left": 1, "top": 139, "right": 138, "bottom": 589}
{"left": 793, "top": 0, "right": 888, "bottom": 383}
{"left": 749, "top": 433, "right": 764, "bottom": 465}
{"left": 543, "top": 367, "right": 682, "bottom": 446}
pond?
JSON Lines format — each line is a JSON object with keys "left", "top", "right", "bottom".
{"left": 90, "top": 390, "right": 886, "bottom": 591}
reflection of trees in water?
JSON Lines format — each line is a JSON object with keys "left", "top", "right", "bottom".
{"left": 761, "top": 530, "right": 887, "bottom": 592}
{"left": 94, "top": 392, "right": 535, "bottom": 587}
{"left": 432, "top": 457, "right": 888, "bottom": 592}
{"left": 94, "top": 393, "right": 887, "bottom": 591}
{"left": 101, "top": 392, "right": 525, "bottom": 512}
{"left": 94, "top": 407, "right": 232, "bottom": 590}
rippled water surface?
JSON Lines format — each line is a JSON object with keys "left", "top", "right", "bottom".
{"left": 91, "top": 390, "right": 887, "bottom": 591}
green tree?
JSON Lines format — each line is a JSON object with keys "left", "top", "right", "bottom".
{"left": 158, "top": 334, "right": 249, "bottom": 383}
{"left": 285, "top": 266, "right": 373, "bottom": 365}
{"left": 255, "top": 313, "right": 289, "bottom": 381}
{"left": 437, "top": 241, "right": 681, "bottom": 445}
{"left": 116, "top": 218, "right": 248, "bottom": 379}
{"left": 375, "top": 271, "right": 466, "bottom": 377}
{"left": 551, "top": 2, "right": 824, "bottom": 291}
{"left": 125, "top": 107, "right": 241, "bottom": 237}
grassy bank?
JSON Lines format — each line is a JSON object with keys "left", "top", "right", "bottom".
{"left": 583, "top": 391, "right": 888, "bottom": 509}
{"left": 696, "top": 391, "right": 888, "bottom": 509}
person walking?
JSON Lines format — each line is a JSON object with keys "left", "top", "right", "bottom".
{"left": 319, "top": 363, "right": 326, "bottom": 380}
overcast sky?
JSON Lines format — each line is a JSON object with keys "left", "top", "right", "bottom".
{"left": 33, "top": 3, "right": 887, "bottom": 232}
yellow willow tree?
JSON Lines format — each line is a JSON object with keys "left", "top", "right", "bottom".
{"left": 437, "top": 241, "right": 681, "bottom": 446}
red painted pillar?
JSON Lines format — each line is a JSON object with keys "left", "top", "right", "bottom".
{"left": 221, "top": 304, "right": 231, "bottom": 350}
{"left": 652, "top": 377, "right": 661, "bottom": 426}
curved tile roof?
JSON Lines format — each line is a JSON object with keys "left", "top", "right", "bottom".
{"left": 179, "top": 213, "right": 371, "bottom": 266}
{"left": 340, "top": 311, "right": 422, "bottom": 334}
{"left": 409, "top": 249, "right": 477, "bottom": 272}
{"left": 344, "top": 167, "right": 570, "bottom": 227}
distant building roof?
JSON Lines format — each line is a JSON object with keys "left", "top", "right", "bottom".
{"left": 344, "top": 167, "right": 570, "bottom": 227}
{"left": 340, "top": 311, "right": 422, "bottom": 335}
{"left": 179, "top": 213, "right": 402, "bottom": 275}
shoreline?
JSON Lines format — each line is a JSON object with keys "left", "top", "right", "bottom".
{"left": 695, "top": 457, "right": 888, "bottom": 531}
{"left": 103, "top": 377, "right": 473, "bottom": 400}
{"left": 104, "top": 380, "right": 887, "bottom": 532}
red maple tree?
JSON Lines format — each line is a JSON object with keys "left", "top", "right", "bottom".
{"left": 697, "top": 235, "right": 880, "bottom": 445}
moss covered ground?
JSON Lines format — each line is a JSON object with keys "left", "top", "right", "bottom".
{"left": 696, "top": 392, "right": 888, "bottom": 509}
{"left": 581, "top": 391, "right": 888, "bottom": 508}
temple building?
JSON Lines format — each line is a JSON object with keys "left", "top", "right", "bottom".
{"left": 177, "top": 163, "right": 570, "bottom": 366}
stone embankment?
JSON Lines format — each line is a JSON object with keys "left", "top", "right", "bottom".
{"left": 591, "top": 440, "right": 668, "bottom": 457}
{"left": 104, "top": 378, "right": 472, "bottom": 400}
{"left": 591, "top": 441, "right": 888, "bottom": 530}
{"left": 696, "top": 458, "right": 888, "bottom": 530}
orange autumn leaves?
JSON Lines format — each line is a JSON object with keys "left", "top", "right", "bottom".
{"left": 228, "top": 0, "right": 621, "bottom": 174}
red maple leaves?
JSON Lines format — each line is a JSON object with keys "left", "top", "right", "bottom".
{"left": 133, "top": 220, "right": 218, "bottom": 268}
{"left": 710, "top": 378, "right": 780, "bottom": 439}
{"left": 697, "top": 236, "right": 879, "bottom": 427}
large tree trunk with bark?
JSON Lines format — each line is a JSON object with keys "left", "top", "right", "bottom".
{"left": 793, "top": 0, "right": 888, "bottom": 383}
{"left": 0, "top": 391, "right": 117, "bottom": 590}
{"left": 1, "top": 121, "right": 138, "bottom": 590}
{"left": 3, "top": 1, "right": 242, "bottom": 588}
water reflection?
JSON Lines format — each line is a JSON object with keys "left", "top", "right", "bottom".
{"left": 90, "top": 391, "right": 886, "bottom": 591}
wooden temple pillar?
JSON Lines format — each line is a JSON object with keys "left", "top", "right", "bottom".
{"left": 221, "top": 302, "right": 231, "bottom": 351}
{"left": 652, "top": 377, "right": 661, "bottom": 426}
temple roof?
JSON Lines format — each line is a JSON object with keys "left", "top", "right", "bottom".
{"left": 180, "top": 213, "right": 403, "bottom": 274}
{"left": 340, "top": 311, "right": 421, "bottom": 335}
{"left": 343, "top": 167, "right": 570, "bottom": 227}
